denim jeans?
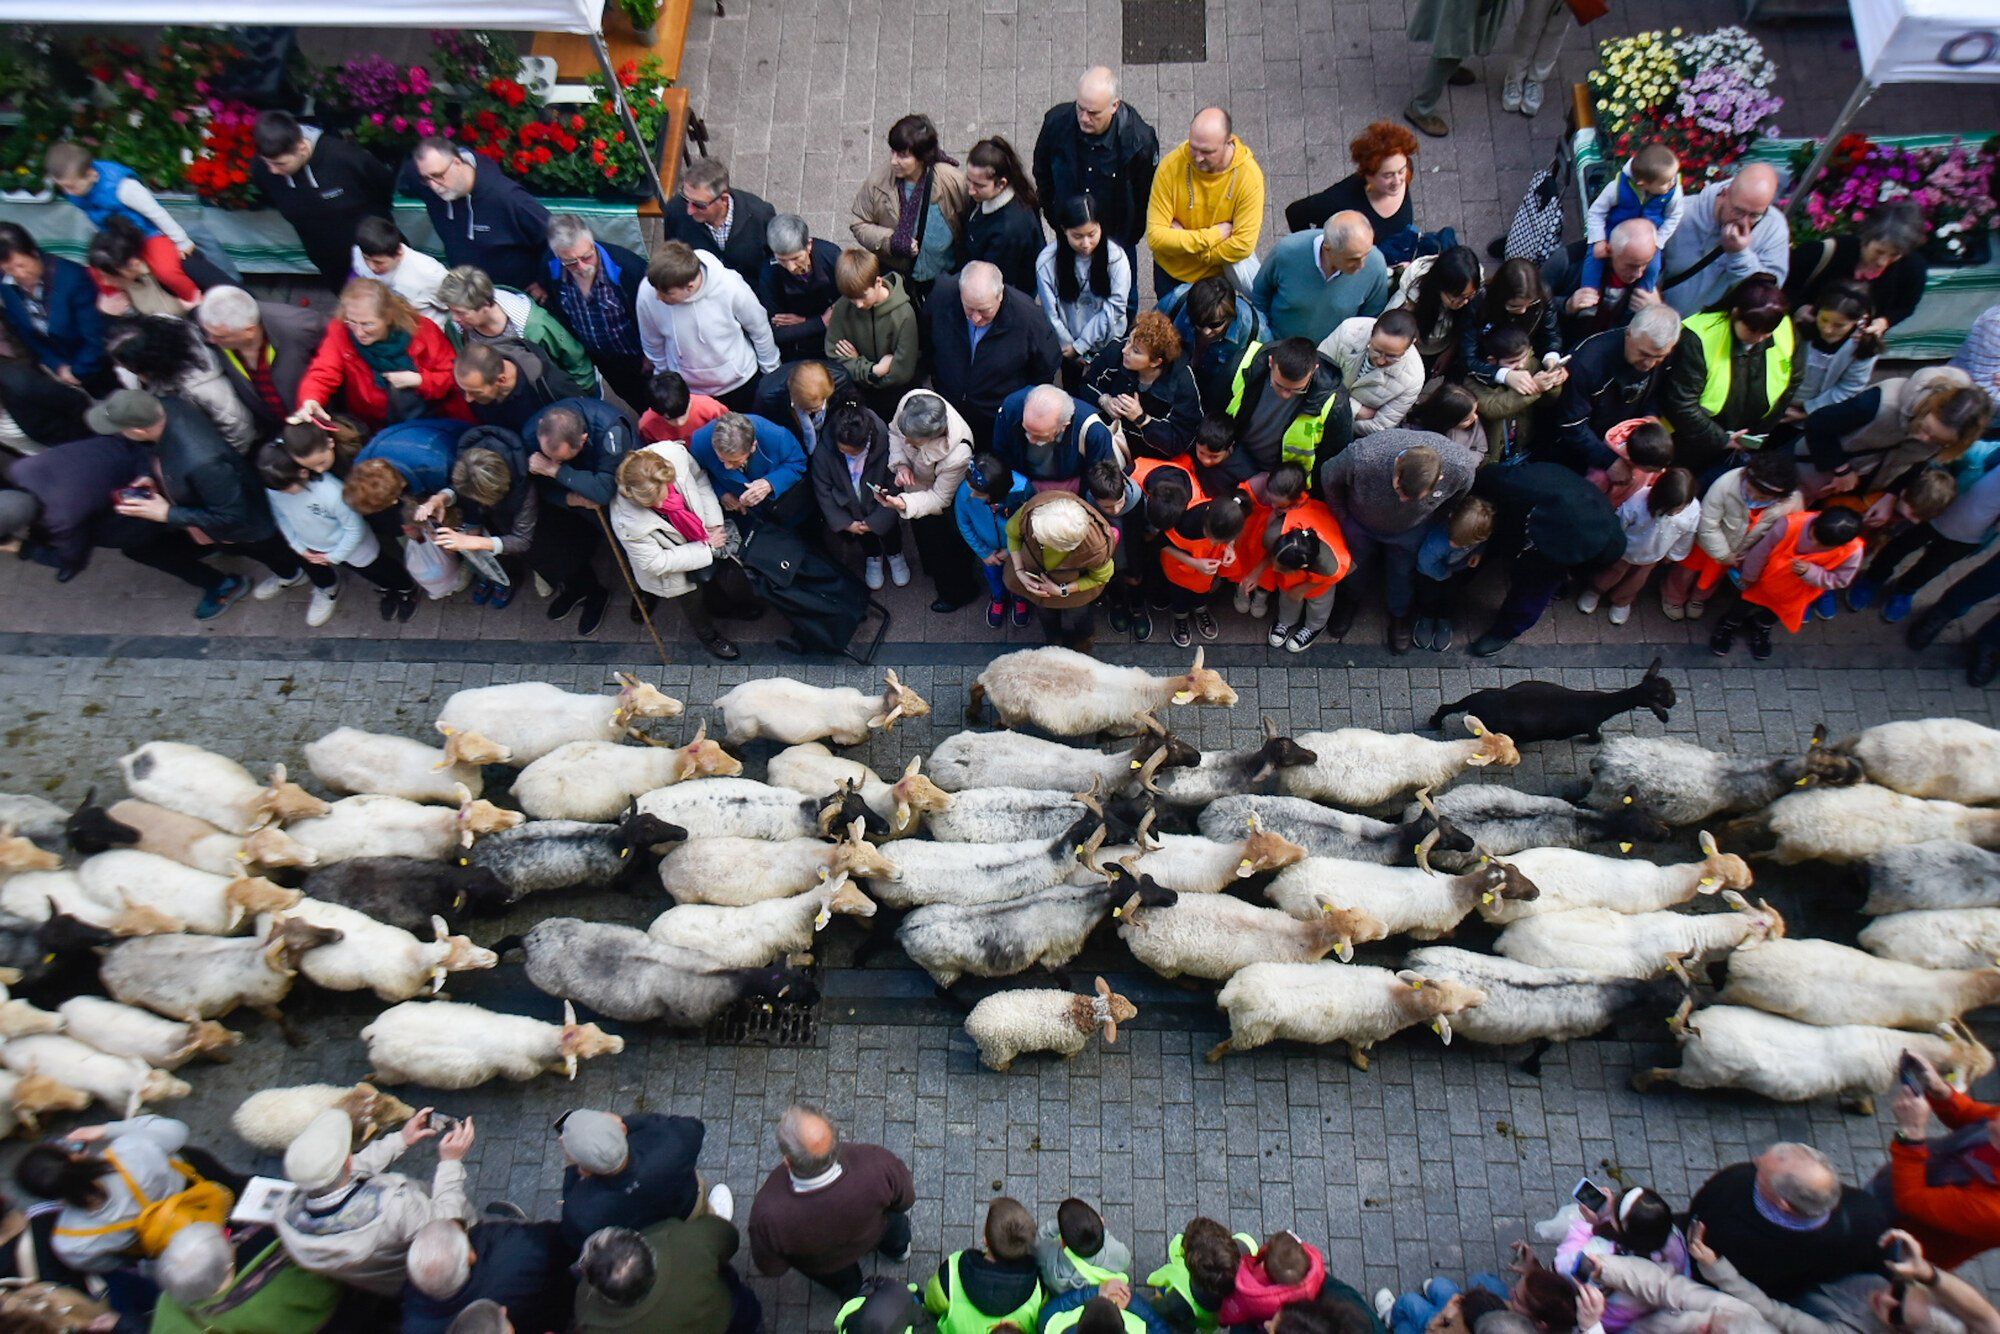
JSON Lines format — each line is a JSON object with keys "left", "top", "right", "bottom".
{"left": 1390, "top": 1273, "right": 1511, "bottom": 1334}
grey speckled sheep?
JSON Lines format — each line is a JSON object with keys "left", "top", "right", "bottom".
{"left": 964, "top": 978, "right": 1136, "bottom": 1071}
{"left": 515, "top": 918, "right": 812, "bottom": 1026}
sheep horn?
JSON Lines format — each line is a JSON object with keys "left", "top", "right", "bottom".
{"left": 1138, "top": 747, "right": 1169, "bottom": 795}
{"left": 1136, "top": 809, "right": 1161, "bottom": 851}
{"left": 626, "top": 727, "right": 671, "bottom": 748}
{"left": 1415, "top": 787, "right": 1440, "bottom": 817}
{"left": 1190, "top": 647, "right": 1205, "bottom": 672}
{"left": 1415, "top": 827, "right": 1441, "bottom": 874}
{"left": 1137, "top": 709, "right": 1165, "bottom": 735}
{"left": 1075, "top": 777, "right": 1105, "bottom": 817}
{"left": 1432, "top": 1014, "right": 1453, "bottom": 1045}
{"left": 1262, "top": 715, "right": 1278, "bottom": 740}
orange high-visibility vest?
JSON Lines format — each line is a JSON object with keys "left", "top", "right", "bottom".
{"left": 1741, "top": 512, "right": 1863, "bottom": 632}
{"left": 1258, "top": 499, "right": 1353, "bottom": 601}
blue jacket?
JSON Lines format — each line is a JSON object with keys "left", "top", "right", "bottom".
{"left": 954, "top": 469, "right": 1035, "bottom": 561}
{"left": 688, "top": 414, "right": 808, "bottom": 511}
{"left": 1417, "top": 521, "right": 1484, "bottom": 582}
{"left": 2, "top": 257, "right": 108, "bottom": 382}
{"left": 1159, "top": 280, "right": 1267, "bottom": 415}
{"left": 59, "top": 159, "right": 160, "bottom": 236}
{"left": 397, "top": 150, "right": 553, "bottom": 293}
{"left": 991, "top": 388, "right": 1115, "bottom": 484}
{"left": 522, "top": 395, "right": 633, "bottom": 507}
{"left": 354, "top": 419, "right": 465, "bottom": 497}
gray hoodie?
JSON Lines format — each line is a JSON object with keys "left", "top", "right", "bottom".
{"left": 1033, "top": 1218, "right": 1135, "bottom": 1295}
{"left": 50, "top": 1116, "right": 189, "bottom": 1274}
{"left": 635, "top": 250, "right": 780, "bottom": 398}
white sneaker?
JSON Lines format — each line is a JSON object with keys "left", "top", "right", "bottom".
{"left": 1576, "top": 589, "right": 1601, "bottom": 615}
{"left": 1521, "top": 79, "right": 1545, "bottom": 115}
{"left": 305, "top": 586, "right": 339, "bottom": 627}
{"left": 887, "top": 554, "right": 912, "bottom": 587}
{"left": 1248, "top": 588, "right": 1269, "bottom": 618}
{"left": 864, "top": 558, "right": 885, "bottom": 590}
{"left": 1502, "top": 75, "right": 1524, "bottom": 112}
{"left": 533, "top": 573, "right": 554, "bottom": 598}
{"left": 1608, "top": 603, "right": 1632, "bottom": 626}
{"left": 707, "top": 1182, "right": 735, "bottom": 1222}
{"left": 1375, "top": 1288, "right": 1397, "bottom": 1322}
{"left": 253, "top": 570, "right": 308, "bottom": 600}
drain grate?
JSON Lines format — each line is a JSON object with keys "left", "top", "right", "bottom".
{"left": 706, "top": 998, "right": 822, "bottom": 1048}
{"left": 1122, "top": 0, "right": 1208, "bottom": 65}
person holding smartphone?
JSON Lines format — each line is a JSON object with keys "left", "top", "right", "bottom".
{"left": 1884, "top": 1049, "right": 2000, "bottom": 1271}
{"left": 1555, "top": 1182, "right": 1688, "bottom": 1331}
{"left": 807, "top": 399, "right": 910, "bottom": 591}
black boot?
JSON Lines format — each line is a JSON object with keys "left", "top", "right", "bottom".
{"left": 1971, "top": 643, "right": 2000, "bottom": 688}
{"left": 1326, "top": 596, "right": 1359, "bottom": 641}
{"left": 1908, "top": 606, "right": 1952, "bottom": 650}
{"left": 1745, "top": 619, "right": 1773, "bottom": 661}
{"left": 1709, "top": 619, "right": 1738, "bottom": 657}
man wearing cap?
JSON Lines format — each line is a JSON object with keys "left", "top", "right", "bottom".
{"left": 275, "top": 1106, "right": 475, "bottom": 1296}
{"left": 557, "top": 1108, "right": 717, "bottom": 1252}
{"left": 93, "top": 388, "right": 310, "bottom": 619}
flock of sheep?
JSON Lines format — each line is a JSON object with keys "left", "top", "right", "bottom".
{"left": 1, "top": 647, "right": 1999, "bottom": 1153}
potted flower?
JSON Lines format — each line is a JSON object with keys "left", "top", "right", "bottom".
{"left": 621, "top": 0, "right": 663, "bottom": 47}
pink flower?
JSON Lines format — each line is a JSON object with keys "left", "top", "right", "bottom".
{"left": 416, "top": 120, "right": 436, "bottom": 137}
{"left": 371, "top": 112, "right": 386, "bottom": 125}
{"left": 419, "top": 100, "right": 433, "bottom": 113}
{"left": 122, "top": 68, "right": 143, "bottom": 88}
{"left": 392, "top": 115, "right": 409, "bottom": 133}
{"left": 170, "top": 109, "right": 189, "bottom": 124}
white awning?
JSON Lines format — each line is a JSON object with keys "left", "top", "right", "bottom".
{"left": 0, "top": 0, "right": 605, "bottom": 34}
{"left": 1848, "top": 0, "right": 2000, "bottom": 85}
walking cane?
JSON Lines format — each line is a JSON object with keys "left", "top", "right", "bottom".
{"left": 590, "top": 501, "right": 676, "bottom": 672}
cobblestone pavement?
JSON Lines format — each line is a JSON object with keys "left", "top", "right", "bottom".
{"left": 4, "top": 637, "right": 1999, "bottom": 1328}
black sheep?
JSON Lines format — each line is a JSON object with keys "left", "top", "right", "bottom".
{"left": 62, "top": 788, "right": 141, "bottom": 855}
{"left": 1430, "top": 658, "right": 1676, "bottom": 745}
{"left": 301, "top": 857, "right": 513, "bottom": 935}
{"left": 0, "top": 911, "right": 117, "bottom": 994}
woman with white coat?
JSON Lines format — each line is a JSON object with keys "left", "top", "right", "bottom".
{"left": 1320, "top": 309, "right": 1426, "bottom": 435}
{"left": 610, "top": 443, "right": 741, "bottom": 659}
{"left": 882, "top": 389, "right": 980, "bottom": 612}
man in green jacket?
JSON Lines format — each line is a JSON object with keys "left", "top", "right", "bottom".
{"left": 150, "top": 1222, "right": 342, "bottom": 1333}
{"left": 573, "top": 1217, "right": 761, "bottom": 1333}
{"left": 438, "top": 264, "right": 601, "bottom": 397}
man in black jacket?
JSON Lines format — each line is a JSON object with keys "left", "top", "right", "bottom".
{"left": 251, "top": 112, "right": 396, "bottom": 293}
{"left": 1551, "top": 304, "right": 1682, "bottom": 473}
{"left": 669, "top": 158, "right": 778, "bottom": 290}
{"left": 1469, "top": 461, "right": 1625, "bottom": 657}
{"left": 1032, "top": 67, "right": 1159, "bottom": 262}
{"left": 1687, "top": 1145, "right": 1890, "bottom": 1302}
{"left": 545, "top": 214, "right": 652, "bottom": 412}
{"left": 557, "top": 1109, "right": 713, "bottom": 1251}
{"left": 521, "top": 398, "right": 633, "bottom": 637}
{"left": 401, "top": 137, "right": 553, "bottom": 296}
{"left": 0, "top": 432, "right": 148, "bottom": 578}
{"left": 402, "top": 1215, "right": 575, "bottom": 1334}
{"left": 760, "top": 214, "right": 841, "bottom": 362}
{"left": 196, "top": 285, "right": 330, "bottom": 431}
{"left": 94, "top": 390, "right": 306, "bottom": 617}
{"left": 924, "top": 262, "right": 1064, "bottom": 449}
{"left": 455, "top": 343, "right": 586, "bottom": 434}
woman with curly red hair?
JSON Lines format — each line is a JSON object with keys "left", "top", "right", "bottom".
{"left": 1286, "top": 122, "right": 1422, "bottom": 264}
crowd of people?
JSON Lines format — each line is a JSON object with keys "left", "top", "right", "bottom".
{"left": 0, "top": 63, "right": 1996, "bottom": 668}
{"left": 11, "top": 1068, "right": 2000, "bottom": 1333}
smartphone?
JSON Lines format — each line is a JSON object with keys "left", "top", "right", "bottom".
{"left": 1573, "top": 1177, "right": 1609, "bottom": 1214}
{"left": 1885, "top": 1234, "right": 1909, "bottom": 1263}
{"left": 429, "top": 1114, "right": 460, "bottom": 1135}
{"left": 1898, "top": 1051, "right": 1927, "bottom": 1097}
{"left": 1573, "top": 1254, "right": 1599, "bottom": 1286}
{"left": 113, "top": 485, "right": 152, "bottom": 504}
{"left": 1548, "top": 353, "right": 1574, "bottom": 367}
{"left": 1736, "top": 432, "right": 1769, "bottom": 449}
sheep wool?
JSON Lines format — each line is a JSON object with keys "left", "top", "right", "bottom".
{"left": 1859, "top": 908, "right": 2000, "bottom": 972}
{"left": 1278, "top": 723, "right": 1519, "bottom": 810}
{"left": 646, "top": 874, "right": 876, "bottom": 967}
{"left": 1718, "top": 936, "right": 2000, "bottom": 1031}
{"left": 1636, "top": 1004, "right": 1994, "bottom": 1106}
{"left": 970, "top": 645, "right": 1238, "bottom": 735}
{"left": 715, "top": 671, "right": 929, "bottom": 746}
{"left": 1265, "top": 858, "right": 1533, "bottom": 940}
{"left": 1585, "top": 735, "right": 1862, "bottom": 827}
{"left": 1740, "top": 784, "right": 2000, "bottom": 864}
{"left": 260, "top": 900, "right": 497, "bottom": 1002}
{"left": 520, "top": 918, "right": 804, "bottom": 1026}
{"left": 1118, "top": 893, "right": 1376, "bottom": 980}
{"left": 1200, "top": 795, "right": 1447, "bottom": 866}
{"left": 633, "top": 778, "right": 824, "bottom": 841}
{"left": 119, "top": 743, "right": 327, "bottom": 836}
{"left": 1, "top": 1034, "right": 190, "bottom": 1115}
{"left": 56, "top": 996, "right": 240, "bottom": 1069}
{"left": 660, "top": 834, "right": 895, "bottom": 906}
{"left": 361, "top": 999, "right": 623, "bottom": 1089}
{"left": 1835, "top": 718, "right": 2000, "bottom": 805}
{"left": 77, "top": 849, "right": 300, "bottom": 935}
{"left": 100, "top": 800, "right": 319, "bottom": 878}
{"left": 231, "top": 1082, "right": 416, "bottom": 1154}
{"left": 285, "top": 790, "right": 522, "bottom": 864}
{"left": 964, "top": 979, "right": 1136, "bottom": 1072}
{"left": 1477, "top": 836, "right": 1750, "bottom": 924}
{"left": 1494, "top": 898, "right": 1783, "bottom": 980}
{"left": 0, "top": 1068, "right": 90, "bottom": 1136}
{"left": 1211, "top": 962, "right": 1486, "bottom": 1067}
{"left": 1862, "top": 841, "right": 2000, "bottom": 915}
{"left": 433, "top": 675, "right": 684, "bottom": 766}
{"left": 99, "top": 918, "right": 340, "bottom": 1020}
{"left": 1404, "top": 946, "right": 1674, "bottom": 1046}
{"left": 302, "top": 726, "right": 491, "bottom": 804}
{"left": 511, "top": 731, "right": 741, "bottom": 822}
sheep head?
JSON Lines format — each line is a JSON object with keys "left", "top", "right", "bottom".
{"left": 890, "top": 759, "right": 951, "bottom": 833}
{"left": 224, "top": 876, "right": 303, "bottom": 921}
{"left": 175, "top": 1019, "right": 242, "bottom": 1063}
{"left": 1939, "top": 1019, "right": 1997, "bottom": 1088}
{"left": 833, "top": 821, "right": 901, "bottom": 882}
{"left": 1238, "top": 817, "right": 1307, "bottom": 878}
{"left": 1078, "top": 976, "right": 1137, "bottom": 1043}
{"left": 0, "top": 1000, "right": 62, "bottom": 1038}
{"left": 1460, "top": 717, "right": 1520, "bottom": 769}
{"left": 1391, "top": 970, "right": 1486, "bottom": 1044}
{"left": 109, "top": 904, "right": 183, "bottom": 937}
{"left": 0, "top": 835, "right": 60, "bottom": 875}
{"left": 868, "top": 670, "right": 932, "bottom": 732}
{"left": 1795, "top": 726, "right": 1866, "bottom": 788}
{"left": 1693, "top": 831, "right": 1753, "bottom": 892}
{"left": 336, "top": 1082, "right": 416, "bottom": 1143}
{"left": 812, "top": 871, "right": 878, "bottom": 930}
{"left": 254, "top": 765, "right": 331, "bottom": 828}
{"left": 1104, "top": 866, "right": 1177, "bottom": 924}
{"left": 672, "top": 724, "right": 744, "bottom": 782}
{"left": 817, "top": 780, "right": 886, "bottom": 839}
{"left": 427, "top": 915, "right": 500, "bottom": 992}
{"left": 1165, "top": 649, "right": 1238, "bottom": 709}
{"left": 618, "top": 811, "right": 688, "bottom": 855}
{"left": 1408, "top": 790, "right": 1479, "bottom": 872}
{"left": 1721, "top": 890, "right": 1787, "bottom": 942}
{"left": 1605, "top": 788, "right": 1672, "bottom": 852}
{"left": 455, "top": 787, "right": 525, "bottom": 846}
{"left": 611, "top": 673, "right": 684, "bottom": 725}
{"left": 1249, "top": 716, "right": 1319, "bottom": 784}
{"left": 1311, "top": 905, "right": 1387, "bottom": 963}
{"left": 1469, "top": 858, "right": 1540, "bottom": 906}
{"left": 1635, "top": 658, "right": 1677, "bottom": 723}
{"left": 138, "top": 1066, "right": 193, "bottom": 1107}
{"left": 9, "top": 1072, "right": 91, "bottom": 1125}
{"left": 434, "top": 722, "right": 512, "bottom": 768}
{"left": 238, "top": 825, "right": 320, "bottom": 872}
{"left": 64, "top": 788, "right": 140, "bottom": 855}
{"left": 558, "top": 999, "right": 625, "bottom": 1079}
{"left": 1129, "top": 711, "right": 1202, "bottom": 780}
{"left": 267, "top": 917, "right": 343, "bottom": 975}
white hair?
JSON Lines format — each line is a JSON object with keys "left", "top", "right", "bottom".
{"left": 1626, "top": 303, "right": 1683, "bottom": 350}
{"left": 158, "top": 1222, "right": 234, "bottom": 1307}
{"left": 959, "top": 261, "right": 1004, "bottom": 304}
{"left": 1024, "top": 384, "right": 1076, "bottom": 425}
{"left": 1028, "top": 494, "right": 1093, "bottom": 551}
{"left": 195, "top": 286, "right": 261, "bottom": 333}
{"left": 766, "top": 213, "right": 812, "bottom": 256}
{"left": 1322, "top": 210, "right": 1374, "bottom": 252}
{"left": 407, "top": 1219, "right": 475, "bottom": 1299}
{"left": 1079, "top": 66, "right": 1119, "bottom": 101}
{"left": 1608, "top": 217, "right": 1658, "bottom": 256}
{"left": 547, "top": 214, "right": 594, "bottom": 254}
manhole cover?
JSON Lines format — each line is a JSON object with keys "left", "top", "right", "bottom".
{"left": 706, "top": 998, "right": 822, "bottom": 1048}
{"left": 1123, "top": 0, "right": 1207, "bottom": 64}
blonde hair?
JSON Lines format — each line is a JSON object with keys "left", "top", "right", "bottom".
{"left": 338, "top": 278, "right": 419, "bottom": 337}
{"left": 1028, "top": 495, "right": 1093, "bottom": 551}
{"left": 617, "top": 449, "right": 678, "bottom": 507}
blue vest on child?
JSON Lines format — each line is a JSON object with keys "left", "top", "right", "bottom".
{"left": 1610, "top": 170, "right": 1675, "bottom": 230}
{"left": 61, "top": 160, "right": 161, "bottom": 237}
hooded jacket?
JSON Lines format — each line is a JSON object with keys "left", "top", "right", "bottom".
{"left": 611, "top": 439, "right": 725, "bottom": 599}
{"left": 274, "top": 1135, "right": 471, "bottom": 1297}
{"left": 250, "top": 127, "right": 395, "bottom": 278}
{"left": 447, "top": 424, "right": 538, "bottom": 554}
{"left": 885, "top": 388, "right": 973, "bottom": 520}
{"left": 759, "top": 236, "right": 842, "bottom": 358}
{"left": 826, "top": 273, "right": 922, "bottom": 393}
{"left": 520, "top": 395, "right": 633, "bottom": 509}
{"left": 636, "top": 251, "right": 781, "bottom": 398}
{"left": 396, "top": 150, "right": 553, "bottom": 293}
{"left": 1033, "top": 98, "right": 1160, "bottom": 251}
{"left": 1214, "top": 1238, "right": 1327, "bottom": 1327}
{"left": 1321, "top": 314, "right": 1425, "bottom": 434}
{"left": 1145, "top": 135, "right": 1266, "bottom": 285}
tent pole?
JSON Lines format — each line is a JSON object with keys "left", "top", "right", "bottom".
{"left": 588, "top": 28, "right": 672, "bottom": 218}
{"left": 1784, "top": 78, "right": 1875, "bottom": 219}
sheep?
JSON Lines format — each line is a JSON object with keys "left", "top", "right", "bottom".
{"left": 1119, "top": 890, "right": 1381, "bottom": 979}
{"left": 1585, "top": 729, "right": 1864, "bottom": 827}
{"left": 284, "top": 787, "right": 523, "bottom": 864}
{"left": 0, "top": 910, "right": 126, "bottom": 993}
{"left": 0, "top": 1068, "right": 90, "bottom": 1136}
{"left": 511, "top": 726, "right": 744, "bottom": 822}
{"left": 1, "top": 1035, "right": 190, "bottom": 1116}
{"left": 1150, "top": 718, "right": 1321, "bottom": 807}
{"left": 1724, "top": 785, "right": 2000, "bottom": 864}
{"left": 1718, "top": 937, "right": 2000, "bottom": 1031}
{"left": 0, "top": 794, "right": 70, "bottom": 848}
{"left": 965, "top": 977, "right": 1137, "bottom": 1072}
{"left": 1858, "top": 910, "right": 2000, "bottom": 972}
{"left": 715, "top": 670, "right": 930, "bottom": 746}
{"left": 361, "top": 999, "right": 624, "bottom": 1089}
{"left": 1493, "top": 893, "right": 1786, "bottom": 980}
{"left": 300, "top": 858, "right": 513, "bottom": 936}
{"left": 968, "top": 646, "right": 1238, "bottom": 736}
{"left": 303, "top": 726, "right": 504, "bottom": 804}
{"left": 55, "top": 997, "right": 240, "bottom": 1069}
{"left": 896, "top": 872, "right": 1179, "bottom": 988}
{"left": 513, "top": 918, "right": 813, "bottom": 1026}
{"left": 0, "top": 983, "right": 61, "bottom": 1038}
{"left": 1632, "top": 1002, "right": 1994, "bottom": 1112}
{"left": 1403, "top": 945, "right": 1682, "bottom": 1072}
{"left": 659, "top": 825, "right": 898, "bottom": 906}
{"left": 633, "top": 777, "right": 850, "bottom": 842}
{"left": 927, "top": 715, "right": 1197, "bottom": 798}
{"left": 765, "top": 748, "right": 951, "bottom": 838}
{"left": 433, "top": 674, "right": 685, "bottom": 766}
{"left": 1431, "top": 658, "right": 1676, "bottom": 745}
{"left": 1832, "top": 719, "right": 2000, "bottom": 805}
{"left": 467, "top": 811, "right": 686, "bottom": 902}
{"left": 94, "top": 800, "right": 317, "bottom": 877}
{"left": 76, "top": 850, "right": 300, "bottom": 935}
{"left": 1265, "top": 857, "right": 1539, "bottom": 941}
{"left": 1077, "top": 816, "right": 1307, "bottom": 896}
{"left": 648, "top": 872, "right": 876, "bottom": 967}
{"left": 866, "top": 817, "right": 1108, "bottom": 910}
{"left": 1278, "top": 719, "right": 1520, "bottom": 810}
{"left": 1862, "top": 842, "right": 2000, "bottom": 915}
{"left": 0, "top": 832, "right": 63, "bottom": 880}
{"left": 1476, "top": 833, "right": 1752, "bottom": 925}
{"left": 119, "top": 744, "right": 327, "bottom": 835}
{"left": 1197, "top": 794, "right": 1477, "bottom": 870}
{"left": 1408, "top": 786, "right": 1671, "bottom": 857}
{"left": 262, "top": 902, "right": 497, "bottom": 1002}
{"left": 924, "top": 786, "right": 1158, "bottom": 846}
{"left": 1209, "top": 963, "right": 1487, "bottom": 1068}
{"left": 1, "top": 872, "right": 179, "bottom": 938}
{"left": 231, "top": 1082, "right": 416, "bottom": 1153}
{"left": 99, "top": 916, "right": 342, "bottom": 1023}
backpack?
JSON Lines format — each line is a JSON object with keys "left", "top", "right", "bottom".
{"left": 54, "top": 1152, "right": 234, "bottom": 1258}
{"left": 1504, "top": 149, "right": 1572, "bottom": 265}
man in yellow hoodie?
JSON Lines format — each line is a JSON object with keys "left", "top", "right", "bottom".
{"left": 1145, "top": 107, "right": 1265, "bottom": 298}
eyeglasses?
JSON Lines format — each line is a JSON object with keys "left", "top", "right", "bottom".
{"left": 560, "top": 253, "right": 595, "bottom": 269}
{"left": 419, "top": 165, "right": 454, "bottom": 184}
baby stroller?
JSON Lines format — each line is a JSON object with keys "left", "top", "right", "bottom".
{"left": 733, "top": 524, "right": 891, "bottom": 663}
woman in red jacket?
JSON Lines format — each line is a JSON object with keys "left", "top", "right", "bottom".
{"left": 294, "top": 278, "right": 471, "bottom": 431}
{"left": 1889, "top": 1053, "right": 2000, "bottom": 1270}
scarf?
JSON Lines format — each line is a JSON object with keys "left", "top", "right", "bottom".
{"left": 652, "top": 483, "right": 708, "bottom": 544}
{"left": 889, "top": 169, "right": 932, "bottom": 261}
{"left": 1751, "top": 1183, "right": 1831, "bottom": 1233}
{"left": 353, "top": 327, "right": 415, "bottom": 385}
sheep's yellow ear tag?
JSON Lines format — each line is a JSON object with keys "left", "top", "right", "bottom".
{"left": 1172, "top": 691, "right": 1194, "bottom": 705}
{"left": 1130, "top": 759, "right": 1142, "bottom": 769}
{"left": 1408, "top": 977, "right": 1424, "bottom": 989}
{"left": 1237, "top": 860, "right": 1254, "bottom": 876}
{"left": 1622, "top": 794, "right": 1634, "bottom": 806}
{"left": 1111, "top": 906, "right": 1123, "bottom": 918}
{"left": 1481, "top": 892, "right": 1495, "bottom": 905}
{"left": 458, "top": 858, "right": 469, "bottom": 867}
{"left": 1795, "top": 776, "right": 1810, "bottom": 786}
{"left": 42, "top": 952, "right": 56, "bottom": 964}
{"left": 814, "top": 905, "right": 832, "bottom": 930}
{"left": 1478, "top": 855, "right": 1491, "bottom": 867}
{"left": 1699, "top": 876, "right": 1718, "bottom": 887}
{"left": 1431, "top": 1020, "right": 1443, "bottom": 1034}
{"left": 1809, "top": 733, "right": 1822, "bottom": 746}
{"left": 620, "top": 847, "right": 630, "bottom": 858}
{"left": 1618, "top": 841, "right": 1634, "bottom": 853}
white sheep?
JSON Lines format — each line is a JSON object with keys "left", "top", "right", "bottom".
{"left": 765, "top": 747, "right": 951, "bottom": 837}
{"left": 1119, "top": 892, "right": 1379, "bottom": 979}
{"left": 924, "top": 787, "right": 1113, "bottom": 845}
{"left": 660, "top": 826, "right": 899, "bottom": 906}
{"left": 1718, "top": 937, "right": 2000, "bottom": 1031}
{"left": 1863, "top": 842, "right": 2000, "bottom": 915}
{"left": 1633, "top": 1003, "right": 1993, "bottom": 1111}
{"left": 715, "top": 671, "right": 930, "bottom": 746}
{"left": 965, "top": 978, "right": 1136, "bottom": 1072}
{"left": 361, "top": 999, "right": 624, "bottom": 1089}
{"left": 1264, "top": 857, "right": 1540, "bottom": 941}
{"left": 897, "top": 876, "right": 1177, "bottom": 988}
{"left": 1, "top": 1035, "right": 190, "bottom": 1116}
{"left": 969, "top": 646, "right": 1238, "bottom": 736}
{"left": 1728, "top": 784, "right": 2000, "bottom": 864}
{"left": 1210, "top": 963, "right": 1486, "bottom": 1068}
{"left": 1493, "top": 893, "right": 1785, "bottom": 980}
{"left": 511, "top": 727, "right": 743, "bottom": 822}
{"left": 99, "top": 916, "right": 342, "bottom": 1021}
{"left": 867, "top": 822, "right": 1108, "bottom": 910}
{"left": 647, "top": 872, "right": 875, "bottom": 967}
{"left": 434, "top": 674, "right": 684, "bottom": 766}
{"left": 633, "top": 777, "right": 841, "bottom": 842}
{"left": 1585, "top": 732, "right": 1863, "bottom": 826}
{"left": 0, "top": 983, "right": 62, "bottom": 1039}
{"left": 1277, "top": 719, "right": 1520, "bottom": 810}
{"left": 0, "top": 869, "right": 177, "bottom": 936}
{"left": 77, "top": 850, "right": 301, "bottom": 935}
{"left": 284, "top": 787, "right": 522, "bottom": 863}
{"left": 1859, "top": 909, "right": 2000, "bottom": 971}
{"left": 55, "top": 997, "right": 240, "bottom": 1069}
{"left": 1403, "top": 946, "right": 1681, "bottom": 1054}
{"left": 1833, "top": 719, "right": 2000, "bottom": 804}
{"left": 231, "top": 1082, "right": 415, "bottom": 1153}
{"left": 1475, "top": 834, "right": 1752, "bottom": 925}
{"left": 119, "top": 744, "right": 327, "bottom": 836}
{"left": 927, "top": 723, "right": 1187, "bottom": 798}
{"left": 0, "top": 1068, "right": 90, "bottom": 1136}
{"left": 303, "top": 726, "right": 505, "bottom": 803}
{"left": 262, "top": 902, "right": 497, "bottom": 1002}
{"left": 100, "top": 800, "right": 318, "bottom": 877}
{"left": 1075, "top": 819, "right": 1307, "bottom": 896}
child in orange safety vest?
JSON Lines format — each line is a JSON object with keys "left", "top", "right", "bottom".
{"left": 1231, "top": 463, "right": 1353, "bottom": 654}
{"left": 1710, "top": 506, "right": 1866, "bottom": 661}
{"left": 1161, "top": 486, "right": 1255, "bottom": 648}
